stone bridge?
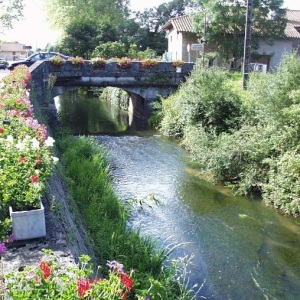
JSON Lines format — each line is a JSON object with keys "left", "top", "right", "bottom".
{"left": 30, "top": 60, "right": 194, "bottom": 119}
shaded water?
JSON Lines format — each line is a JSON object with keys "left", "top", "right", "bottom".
{"left": 55, "top": 90, "right": 300, "bottom": 299}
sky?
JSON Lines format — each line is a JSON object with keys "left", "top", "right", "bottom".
{"left": 0, "top": 0, "right": 299, "bottom": 50}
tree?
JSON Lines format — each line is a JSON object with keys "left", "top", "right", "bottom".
{"left": 57, "top": 19, "right": 103, "bottom": 58}
{"left": 45, "top": 0, "right": 129, "bottom": 32}
{"left": 0, "top": 0, "right": 23, "bottom": 30}
{"left": 192, "top": 0, "right": 287, "bottom": 60}
{"left": 131, "top": 0, "right": 197, "bottom": 55}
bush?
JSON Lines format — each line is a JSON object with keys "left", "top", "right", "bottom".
{"left": 159, "top": 67, "right": 242, "bottom": 137}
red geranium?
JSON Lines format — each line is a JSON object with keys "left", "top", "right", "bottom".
{"left": 120, "top": 273, "right": 133, "bottom": 292}
{"left": 77, "top": 278, "right": 91, "bottom": 298}
{"left": 30, "top": 175, "right": 39, "bottom": 183}
{"left": 40, "top": 261, "right": 51, "bottom": 279}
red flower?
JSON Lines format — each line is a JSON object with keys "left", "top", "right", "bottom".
{"left": 120, "top": 273, "right": 133, "bottom": 292}
{"left": 40, "top": 261, "right": 51, "bottom": 279}
{"left": 18, "top": 157, "right": 27, "bottom": 163}
{"left": 77, "top": 278, "right": 91, "bottom": 298}
{"left": 121, "top": 291, "right": 127, "bottom": 300}
{"left": 0, "top": 128, "right": 3, "bottom": 133}
{"left": 30, "top": 175, "right": 39, "bottom": 183}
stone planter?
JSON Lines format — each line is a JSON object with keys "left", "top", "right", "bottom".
{"left": 9, "top": 201, "right": 46, "bottom": 240}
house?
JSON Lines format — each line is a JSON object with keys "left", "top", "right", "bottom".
{"left": 161, "top": 15, "right": 199, "bottom": 63}
{"left": 0, "top": 42, "right": 32, "bottom": 61}
{"left": 161, "top": 11, "right": 300, "bottom": 71}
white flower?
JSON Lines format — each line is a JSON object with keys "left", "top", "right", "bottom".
{"left": 45, "top": 136, "right": 55, "bottom": 147}
{"left": 52, "top": 156, "right": 59, "bottom": 163}
{"left": 6, "top": 135, "right": 13, "bottom": 144}
{"left": 16, "top": 140, "right": 25, "bottom": 151}
{"left": 31, "top": 138, "right": 40, "bottom": 150}
{"left": 33, "top": 182, "right": 41, "bottom": 190}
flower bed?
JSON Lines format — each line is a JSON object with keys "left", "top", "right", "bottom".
{"left": 5, "top": 250, "right": 135, "bottom": 299}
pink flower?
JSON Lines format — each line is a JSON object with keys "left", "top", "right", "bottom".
{"left": 0, "top": 243, "right": 6, "bottom": 254}
{"left": 18, "top": 157, "right": 27, "bottom": 163}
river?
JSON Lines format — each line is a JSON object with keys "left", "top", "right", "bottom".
{"left": 55, "top": 89, "right": 300, "bottom": 300}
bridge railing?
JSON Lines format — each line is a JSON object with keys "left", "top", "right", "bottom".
{"left": 46, "top": 60, "right": 194, "bottom": 82}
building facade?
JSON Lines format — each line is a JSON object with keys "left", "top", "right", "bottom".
{"left": 162, "top": 11, "right": 300, "bottom": 71}
{"left": 0, "top": 42, "right": 31, "bottom": 61}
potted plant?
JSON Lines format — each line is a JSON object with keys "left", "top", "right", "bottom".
{"left": 0, "top": 65, "right": 58, "bottom": 240}
{"left": 141, "top": 58, "right": 159, "bottom": 69}
{"left": 89, "top": 57, "right": 106, "bottom": 69}
{"left": 171, "top": 60, "right": 184, "bottom": 72}
{"left": 68, "top": 56, "right": 85, "bottom": 66}
{"left": 49, "top": 55, "right": 66, "bottom": 67}
{"left": 117, "top": 57, "right": 133, "bottom": 69}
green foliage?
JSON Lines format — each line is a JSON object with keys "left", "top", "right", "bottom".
{"left": 159, "top": 67, "right": 242, "bottom": 138}
{"left": 128, "top": 45, "right": 157, "bottom": 60}
{"left": 0, "top": 0, "right": 24, "bottom": 29}
{"left": 57, "top": 135, "right": 196, "bottom": 298}
{"left": 58, "top": 19, "right": 102, "bottom": 58}
{"left": 157, "top": 52, "right": 300, "bottom": 216}
{"left": 193, "top": 0, "right": 287, "bottom": 59}
{"left": 92, "top": 42, "right": 127, "bottom": 59}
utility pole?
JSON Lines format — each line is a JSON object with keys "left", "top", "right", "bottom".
{"left": 242, "top": 0, "right": 253, "bottom": 89}
{"left": 201, "top": 10, "right": 207, "bottom": 68}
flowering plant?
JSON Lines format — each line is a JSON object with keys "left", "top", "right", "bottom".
{"left": 117, "top": 57, "right": 133, "bottom": 69}
{"left": 5, "top": 250, "right": 136, "bottom": 299}
{"left": 89, "top": 57, "right": 106, "bottom": 68}
{"left": 49, "top": 55, "right": 66, "bottom": 67}
{"left": 68, "top": 56, "right": 85, "bottom": 65}
{"left": 171, "top": 60, "right": 184, "bottom": 67}
{"left": 141, "top": 59, "right": 159, "bottom": 69}
{"left": 0, "top": 66, "right": 58, "bottom": 212}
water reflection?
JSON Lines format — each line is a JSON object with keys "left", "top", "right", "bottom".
{"left": 55, "top": 89, "right": 300, "bottom": 300}
{"left": 54, "top": 88, "right": 148, "bottom": 134}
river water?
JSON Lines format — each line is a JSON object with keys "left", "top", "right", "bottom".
{"left": 55, "top": 89, "right": 300, "bottom": 300}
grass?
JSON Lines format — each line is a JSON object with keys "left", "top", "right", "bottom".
{"left": 56, "top": 134, "right": 198, "bottom": 299}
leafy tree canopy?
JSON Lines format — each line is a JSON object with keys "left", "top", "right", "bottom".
{"left": 45, "top": 0, "right": 129, "bottom": 31}
{"left": 192, "top": 0, "right": 287, "bottom": 59}
{"left": 0, "top": 0, "right": 23, "bottom": 29}
{"left": 57, "top": 19, "right": 116, "bottom": 58}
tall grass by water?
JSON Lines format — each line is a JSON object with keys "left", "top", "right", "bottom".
{"left": 57, "top": 134, "right": 198, "bottom": 299}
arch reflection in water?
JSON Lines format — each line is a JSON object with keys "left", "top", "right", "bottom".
{"left": 54, "top": 88, "right": 148, "bottom": 135}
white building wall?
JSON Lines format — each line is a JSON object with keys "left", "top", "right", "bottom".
{"left": 257, "top": 39, "right": 294, "bottom": 71}
{"left": 168, "top": 30, "right": 183, "bottom": 61}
